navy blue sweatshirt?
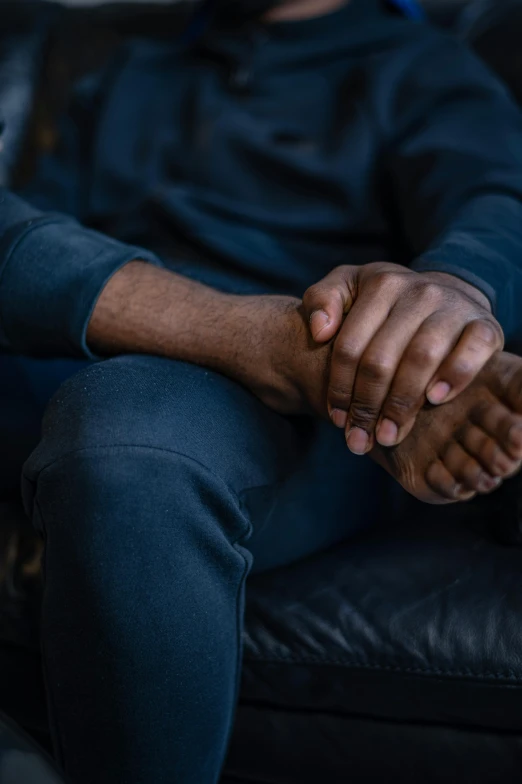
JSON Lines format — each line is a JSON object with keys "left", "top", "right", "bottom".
{"left": 1, "top": 0, "right": 522, "bottom": 357}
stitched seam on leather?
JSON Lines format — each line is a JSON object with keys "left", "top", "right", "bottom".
{"left": 243, "top": 656, "right": 522, "bottom": 681}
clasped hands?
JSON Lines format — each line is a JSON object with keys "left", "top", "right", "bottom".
{"left": 301, "top": 261, "right": 504, "bottom": 454}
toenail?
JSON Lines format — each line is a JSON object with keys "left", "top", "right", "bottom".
{"left": 347, "top": 427, "right": 370, "bottom": 455}
{"left": 377, "top": 419, "right": 398, "bottom": 447}
{"left": 453, "top": 483, "right": 476, "bottom": 501}
{"left": 427, "top": 381, "right": 451, "bottom": 405}
{"left": 453, "top": 483, "right": 475, "bottom": 500}
{"left": 330, "top": 408, "right": 348, "bottom": 429}
{"left": 477, "top": 473, "right": 501, "bottom": 493}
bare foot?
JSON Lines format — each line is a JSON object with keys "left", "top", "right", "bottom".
{"left": 373, "top": 351, "right": 522, "bottom": 504}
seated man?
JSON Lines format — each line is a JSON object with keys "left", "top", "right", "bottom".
{"left": 1, "top": 0, "right": 522, "bottom": 780}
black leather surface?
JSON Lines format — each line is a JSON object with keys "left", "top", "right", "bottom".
{"left": 240, "top": 486, "right": 522, "bottom": 737}
{"left": 224, "top": 706, "right": 522, "bottom": 784}
{"left": 219, "top": 487, "right": 522, "bottom": 782}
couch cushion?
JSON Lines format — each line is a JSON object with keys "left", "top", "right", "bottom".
{"left": 241, "top": 479, "right": 522, "bottom": 735}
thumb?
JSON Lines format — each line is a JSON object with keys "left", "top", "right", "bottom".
{"left": 302, "top": 266, "right": 356, "bottom": 343}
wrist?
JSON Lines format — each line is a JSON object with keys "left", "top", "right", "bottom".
{"left": 224, "top": 294, "right": 313, "bottom": 414}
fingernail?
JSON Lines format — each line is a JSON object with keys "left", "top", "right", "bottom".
{"left": 427, "top": 381, "right": 451, "bottom": 405}
{"left": 347, "top": 427, "right": 370, "bottom": 455}
{"left": 376, "top": 418, "right": 398, "bottom": 447}
{"left": 309, "top": 309, "right": 329, "bottom": 338}
{"left": 330, "top": 408, "right": 348, "bottom": 429}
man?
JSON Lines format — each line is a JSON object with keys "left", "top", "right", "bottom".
{"left": 1, "top": 0, "right": 522, "bottom": 780}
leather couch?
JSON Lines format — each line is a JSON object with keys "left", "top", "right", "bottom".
{"left": 1, "top": 2, "right": 522, "bottom": 782}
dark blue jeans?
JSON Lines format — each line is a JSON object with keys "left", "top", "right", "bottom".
{"left": 3, "top": 352, "right": 395, "bottom": 783}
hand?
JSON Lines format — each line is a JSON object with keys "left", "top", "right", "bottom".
{"left": 302, "top": 262, "right": 504, "bottom": 454}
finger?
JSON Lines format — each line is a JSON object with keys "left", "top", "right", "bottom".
{"left": 344, "top": 305, "right": 430, "bottom": 452}
{"left": 440, "top": 441, "right": 502, "bottom": 494}
{"left": 425, "top": 459, "right": 477, "bottom": 503}
{"left": 426, "top": 318, "right": 503, "bottom": 406}
{"left": 327, "top": 287, "right": 393, "bottom": 434}
{"left": 302, "top": 266, "right": 355, "bottom": 343}
{"left": 376, "top": 313, "right": 461, "bottom": 447}
{"left": 457, "top": 423, "right": 521, "bottom": 478}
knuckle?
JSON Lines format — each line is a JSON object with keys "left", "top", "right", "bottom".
{"left": 328, "top": 383, "right": 353, "bottom": 403}
{"left": 383, "top": 392, "right": 418, "bottom": 419}
{"left": 468, "top": 319, "right": 503, "bottom": 349}
{"left": 407, "top": 340, "right": 440, "bottom": 367}
{"left": 303, "top": 283, "right": 326, "bottom": 304}
{"left": 301, "top": 288, "right": 317, "bottom": 308}
{"left": 334, "top": 340, "right": 359, "bottom": 364}
{"left": 359, "top": 352, "right": 395, "bottom": 383}
{"left": 369, "top": 271, "right": 389, "bottom": 288}
{"left": 366, "top": 271, "right": 396, "bottom": 295}
{"left": 448, "top": 358, "right": 475, "bottom": 381}
{"left": 334, "top": 282, "right": 349, "bottom": 307}
{"left": 350, "top": 402, "right": 380, "bottom": 425}
{"left": 418, "top": 281, "right": 444, "bottom": 304}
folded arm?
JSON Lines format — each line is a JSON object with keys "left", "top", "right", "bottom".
{"left": 0, "top": 189, "right": 330, "bottom": 415}
{"left": 302, "top": 31, "right": 522, "bottom": 452}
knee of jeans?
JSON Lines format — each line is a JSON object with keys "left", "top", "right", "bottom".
{"left": 22, "top": 357, "right": 253, "bottom": 544}
{"left": 25, "top": 440, "right": 250, "bottom": 552}
{"left": 23, "top": 354, "right": 275, "bottom": 510}
{"left": 35, "top": 356, "right": 233, "bottom": 457}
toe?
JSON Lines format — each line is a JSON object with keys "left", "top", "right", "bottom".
{"left": 425, "top": 459, "right": 477, "bottom": 503}
{"left": 457, "top": 423, "right": 521, "bottom": 478}
{"left": 499, "top": 360, "right": 522, "bottom": 415}
{"left": 470, "top": 401, "right": 522, "bottom": 461}
{"left": 441, "top": 441, "right": 501, "bottom": 493}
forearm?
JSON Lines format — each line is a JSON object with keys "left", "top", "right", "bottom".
{"left": 87, "top": 261, "right": 315, "bottom": 414}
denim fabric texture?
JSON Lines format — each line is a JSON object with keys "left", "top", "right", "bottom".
{"left": 8, "top": 353, "right": 390, "bottom": 783}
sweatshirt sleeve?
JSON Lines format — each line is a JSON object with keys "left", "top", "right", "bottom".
{"left": 0, "top": 188, "right": 163, "bottom": 357}
{"left": 385, "top": 31, "right": 522, "bottom": 341}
